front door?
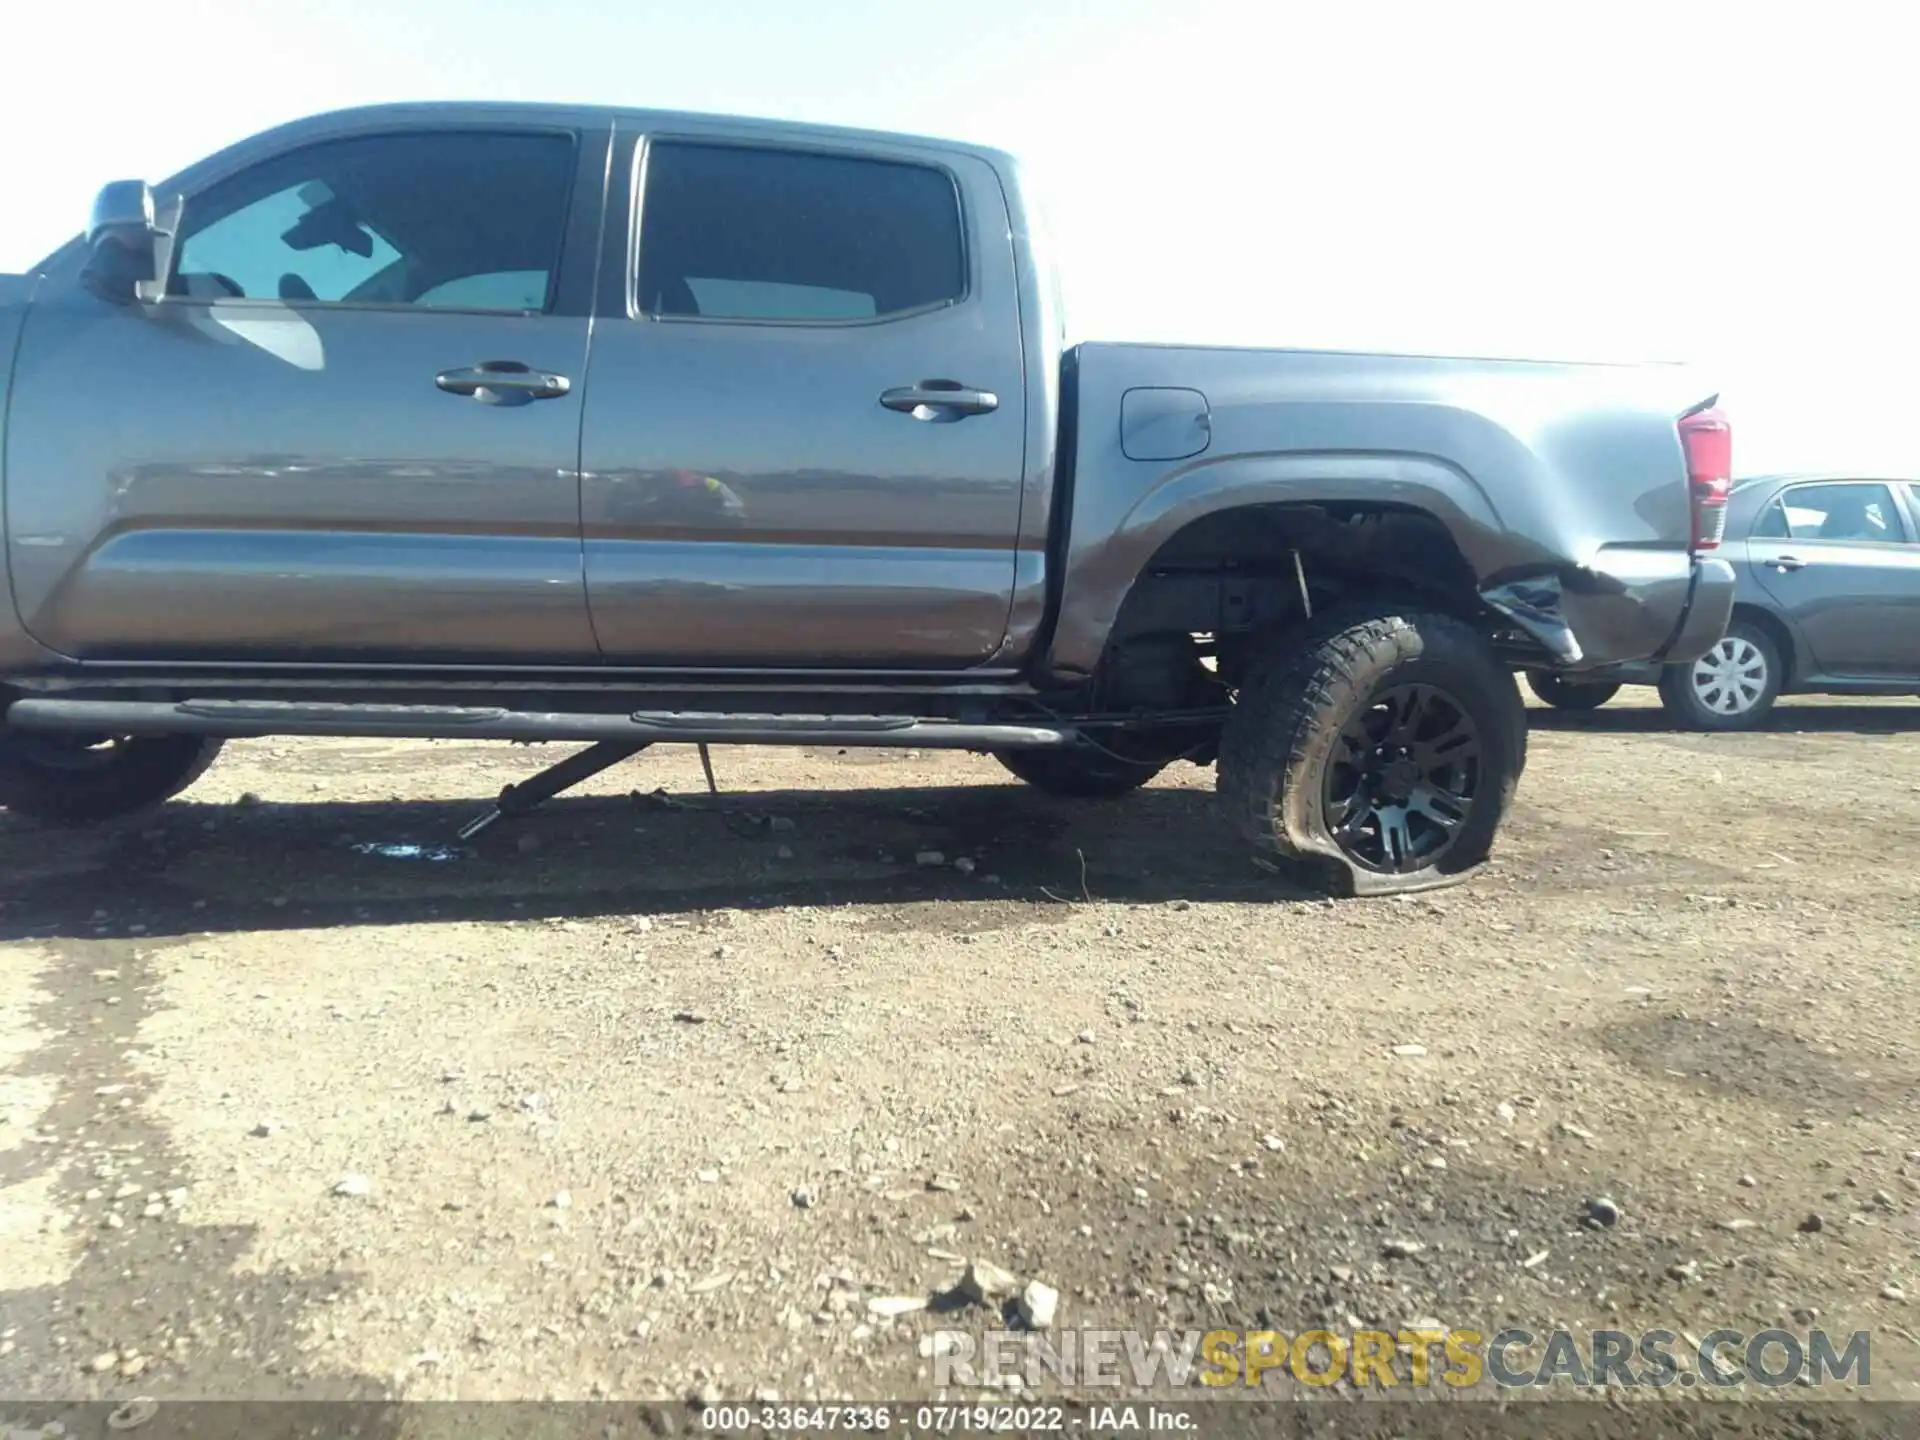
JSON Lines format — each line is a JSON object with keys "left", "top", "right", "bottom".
{"left": 578, "top": 132, "right": 1027, "bottom": 668}
{"left": 5, "top": 124, "right": 606, "bottom": 663}
{"left": 1746, "top": 479, "right": 1920, "bottom": 679}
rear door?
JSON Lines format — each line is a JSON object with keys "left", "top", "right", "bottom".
{"left": 578, "top": 130, "right": 1027, "bottom": 667}
{"left": 1747, "top": 479, "right": 1920, "bottom": 678}
{"left": 5, "top": 122, "right": 605, "bottom": 663}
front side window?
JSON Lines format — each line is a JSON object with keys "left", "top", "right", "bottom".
{"left": 172, "top": 131, "right": 576, "bottom": 310}
{"left": 1764, "top": 481, "right": 1908, "bottom": 544}
{"left": 636, "top": 142, "right": 965, "bottom": 322}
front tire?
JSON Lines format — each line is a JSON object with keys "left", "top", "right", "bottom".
{"left": 1525, "top": 670, "right": 1622, "bottom": 711}
{"left": 0, "top": 732, "right": 225, "bottom": 825}
{"left": 995, "top": 745, "right": 1166, "bottom": 798}
{"left": 1218, "top": 607, "right": 1526, "bottom": 896}
{"left": 1657, "top": 620, "right": 1782, "bottom": 730}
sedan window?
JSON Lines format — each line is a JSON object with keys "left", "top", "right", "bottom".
{"left": 1766, "top": 482, "right": 1908, "bottom": 544}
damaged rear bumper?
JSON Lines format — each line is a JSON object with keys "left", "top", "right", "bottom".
{"left": 1482, "top": 548, "right": 1737, "bottom": 671}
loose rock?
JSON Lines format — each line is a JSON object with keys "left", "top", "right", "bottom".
{"left": 961, "top": 1260, "right": 1020, "bottom": 1304}
{"left": 1016, "top": 1279, "right": 1059, "bottom": 1330}
{"left": 1382, "top": 1238, "right": 1426, "bottom": 1259}
{"left": 1799, "top": 1213, "right": 1825, "bottom": 1233}
{"left": 1584, "top": 1196, "right": 1621, "bottom": 1228}
{"left": 867, "top": 1295, "right": 926, "bottom": 1320}
{"left": 332, "top": 1174, "right": 371, "bottom": 1199}
{"left": 107, "top": 1399, "right": 159, "bottom": 1431}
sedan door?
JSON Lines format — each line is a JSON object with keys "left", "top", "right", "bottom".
{"left": 5, "top": 122, "right": 606, "bottom": 663}
{"left": 578, "top": 131, "right": 1027, "bottom": 668}
{"left": 1746, "top": 479, "right": 1920, "bottom": 679}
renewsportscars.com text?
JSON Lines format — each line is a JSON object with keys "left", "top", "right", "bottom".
{"left": 930, "top": 1326, "right": 1872, "bottom": 1391}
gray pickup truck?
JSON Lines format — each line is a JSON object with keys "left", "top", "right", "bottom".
{"left": 0, "top": 103, "right": 1736, "bottom": 895}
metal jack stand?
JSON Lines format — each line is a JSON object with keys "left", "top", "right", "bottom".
{"left": 457, "top": 741, "right": 650, "bottom": 841}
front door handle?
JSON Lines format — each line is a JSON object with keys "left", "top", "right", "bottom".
{"left": 880, "top": 381, "right": 999, "bottom": 419}
{"left": 436, "top": 361, "right": 572, "bottom": 404}
{"left": 1770, "top": 554, "right": 1809, "bottom": 572}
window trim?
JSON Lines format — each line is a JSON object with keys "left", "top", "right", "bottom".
{"left": 160, "top": 126, "right": 584, "bottom": 319}
{"left": 624, "top": 134, "right": 973, "bottom": 328}
{"left": 1757, "top": 479, "right": 1914, "bottom": 545}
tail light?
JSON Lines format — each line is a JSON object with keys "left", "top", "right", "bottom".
{"left": 1678, "top": 405, "right": 1733, "bottom": 551}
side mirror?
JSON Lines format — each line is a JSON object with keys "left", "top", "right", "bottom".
{"left": 87, "top": 180, "right": 156, "bottom": 247}
{"left": 81, "top": 180, "right": 159, "bottom": 303}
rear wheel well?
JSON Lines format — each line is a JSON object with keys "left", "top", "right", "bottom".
{"left": 1727, "top": 603, "right": 1797, "bottom": 688}
{"left": 1103, "top": 502, "right": 1483, "bottom": 690}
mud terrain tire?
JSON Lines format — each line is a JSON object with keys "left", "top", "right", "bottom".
{"left": 1219, "top": 608, "right": 1525, "bottom": 896}
{"left": 0, "top": 732, "right": 225, "bottom": 825}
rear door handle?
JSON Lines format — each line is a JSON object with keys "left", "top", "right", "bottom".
{"left": 436, "top": 361, "right": 572, "bottom": 403}
{"left": 880, "top": 381, "right": 999, "bottom": 419}
{"left": 1770, "top": 554, "right": 1809, "bottom": 572}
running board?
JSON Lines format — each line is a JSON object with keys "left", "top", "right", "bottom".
{"left": 2, "top": 697, "right": 1077, "bottom": 750}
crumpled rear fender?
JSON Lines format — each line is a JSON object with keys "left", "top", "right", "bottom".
{"left": 1482, "top": 551, "right": 1736, "bottom": 668}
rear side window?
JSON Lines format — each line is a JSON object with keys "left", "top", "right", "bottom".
{"left": 1761, "top": 481, "right": 1908, "bottom": 543}
{"left": 636, "top": 142, "right": 965, "bottom": 322}
{"left": 172, "top": 131, "right": 576, "bottom": 310}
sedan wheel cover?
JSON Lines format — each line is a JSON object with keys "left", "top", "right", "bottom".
{"left": 1689, "top": 637, "right": 1769, "bottom": 715}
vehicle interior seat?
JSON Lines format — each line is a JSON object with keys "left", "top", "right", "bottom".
{"left": 1817, "top": 490, "right": 1890, "bottom": 542}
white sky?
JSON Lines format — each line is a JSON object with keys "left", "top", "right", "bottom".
{"left": 3, "top": 0, "right": 1913, "bottom": 476}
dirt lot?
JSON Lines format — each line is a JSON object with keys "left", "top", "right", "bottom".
{"left": 1, "top": 691, "right": 1917, "bottom": 1415}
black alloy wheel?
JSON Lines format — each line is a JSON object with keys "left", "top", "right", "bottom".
{"left": 1322, "top": 682, "right": 1482, "bottom": 874}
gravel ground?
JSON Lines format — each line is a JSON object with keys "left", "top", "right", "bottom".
{"left": 1, "top": 692, "right": 1917, "bottom": 1417}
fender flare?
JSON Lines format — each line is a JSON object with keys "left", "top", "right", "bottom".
{"left": 1043, "top": 450, "right": 1518, "bottom": 679}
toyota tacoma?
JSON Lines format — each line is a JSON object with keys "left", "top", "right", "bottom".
{"left": 0, "top": 103, "right": 1735, "bottom": 895}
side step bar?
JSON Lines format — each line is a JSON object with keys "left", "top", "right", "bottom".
{"left": 2, "top": 698, "right": 1077, "bottom": 751}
